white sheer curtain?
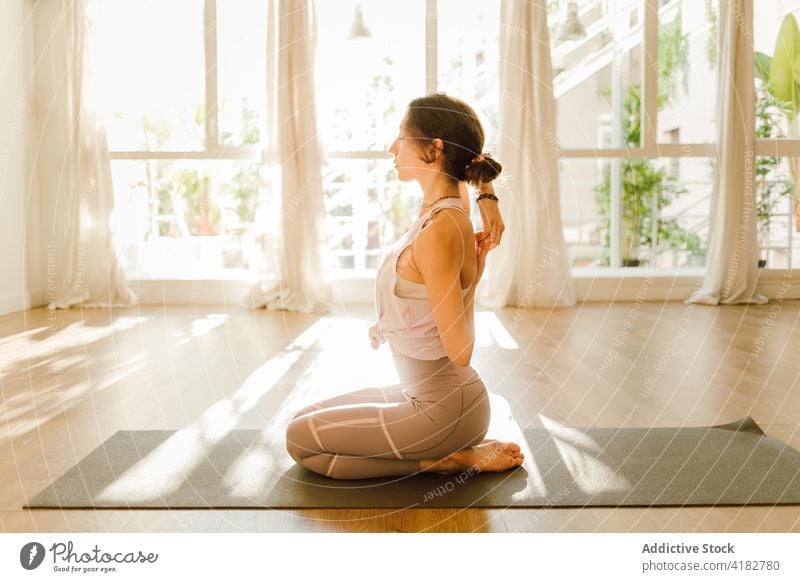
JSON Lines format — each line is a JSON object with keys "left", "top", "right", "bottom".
{"left": 244, "top": 0, "right": 332, "bottom": 313}
{"left": 688, "top": 0, "right": 766, "bottom": 305}
{"left": 479, "top": 0, "right": 576, "bottom": 310}
{"left": 33, "top": 0, "right": 136, "bottom": 309}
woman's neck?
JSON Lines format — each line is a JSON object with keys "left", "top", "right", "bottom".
{"left": 418, "top": 176, "right": 461, "bottom": 215}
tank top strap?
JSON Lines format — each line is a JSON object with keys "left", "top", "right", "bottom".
{"left": 395, "top": 197, "right": 467, "bottom": 255}
{"left": 418, "top": 196, "right": 467, "bottom": 229}
{"left": 432, "top": 195, "right": 467, "bottom": 213}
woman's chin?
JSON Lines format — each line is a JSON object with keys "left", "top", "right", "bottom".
{"left": 394, "top": 168, "right": 415, "bottom": 182}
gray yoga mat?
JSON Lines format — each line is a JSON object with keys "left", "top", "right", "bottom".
{"left": 24, "top": 417, "right": 800, "bottom": 509}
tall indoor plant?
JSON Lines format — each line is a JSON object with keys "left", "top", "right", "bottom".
{"left": 754, "top": 82, "right": 795, "bottom": 264}
{"left": 593, "top": 14, "right": 699, "bottom": 266}
{"left": 594, "top": 84, "right": 697, "bottom": 266}
{"left": 755, "top": 14, "right": 800, "bottom": 232}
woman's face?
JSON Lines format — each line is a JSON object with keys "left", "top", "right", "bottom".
{"left": 388, "top": 118, "right": 431, "bottom": 183}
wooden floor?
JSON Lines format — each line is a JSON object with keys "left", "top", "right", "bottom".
{"left": 1, "top": 301, "right": 799, "bottom": 533}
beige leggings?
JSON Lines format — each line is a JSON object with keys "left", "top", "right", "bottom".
{"left": 285, "top": 350, "right": 490, "bottom": 480}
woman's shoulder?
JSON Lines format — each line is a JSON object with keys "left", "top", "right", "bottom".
{"left": 415, "top": 208, "right": 473, "bottom": 253}
{"left": 421, "top": 205, "right": 471, "bottom": 231}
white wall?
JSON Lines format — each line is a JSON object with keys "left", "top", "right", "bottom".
{"left": 0, "top": 0, "right": 41, "bottom": 316}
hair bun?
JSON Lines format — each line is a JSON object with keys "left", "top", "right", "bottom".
{"left": 464, "top": 152, "right": 502, "bottom": 186}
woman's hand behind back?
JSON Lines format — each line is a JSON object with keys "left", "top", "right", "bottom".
{"left": 472, "top": 231, "right": 492, "bottom": 288}
{"left": 474, "top": 181, "right": 505, "bottom": 250}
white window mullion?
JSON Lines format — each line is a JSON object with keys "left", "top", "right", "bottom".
{"left": 426, "top": 0, "right": 438, "bottom": 94}
{"left": 642, "top": 0, "right": 659, "bottom": 154}
{"left": 109, "top": 149, "right": 261, "bottom": 161}
{"left": 204, "top": 0, "right": 219, "bottom": 156}
{"left": 560, "top": 144, "right": 717, "bottom": 158}
{"left": 609, "top": 4, "right": 627, "bottom": 269}
{"left": 353, "top": 162, "right": 368, "bottom": 273}
{"left": 325, "top": 151, "right": 392, "bottom": 159}
{"left": 755, "top": 140, "right": 800, "bottom": 156}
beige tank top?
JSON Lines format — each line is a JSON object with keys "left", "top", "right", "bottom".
{"left": 371, "top": 197, "right": 471, "bottom": 360}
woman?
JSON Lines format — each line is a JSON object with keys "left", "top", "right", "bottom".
{"left": 285, "top": 94, "right": 523, "bottom": 480}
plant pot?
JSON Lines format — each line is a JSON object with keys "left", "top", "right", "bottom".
{"left": 621, "top": 221, "right": 640, "bottom": 267}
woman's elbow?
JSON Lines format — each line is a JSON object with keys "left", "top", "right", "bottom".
{"left": 450, "top": 342, "right": 473, "bottom": 367}
{"left": 440, "top": 322, "right": 474, "bottom": 366}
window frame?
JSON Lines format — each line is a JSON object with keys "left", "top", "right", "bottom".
{"left": 106, "top": 0, "right": 796, "bottom": 283}
{"left": 559, "top": 0, "right": 794, "bottom": 269}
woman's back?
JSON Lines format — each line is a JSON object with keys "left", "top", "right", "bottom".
{"left": 396, "top": 204, "right": 477, "bottom": 294}
{"left": 373, "top": 197, "right": 475, "bottom": 361}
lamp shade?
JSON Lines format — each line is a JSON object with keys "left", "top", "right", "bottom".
{"left": 348, "top": 4, "right": 371, "bottom": 40}
{"left": 558, "top": 2, "right": 586, "bottom": 42}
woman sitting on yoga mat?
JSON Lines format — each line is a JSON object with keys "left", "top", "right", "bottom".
{"left": 286, "top": 94, "right": 524, "bottom": 480}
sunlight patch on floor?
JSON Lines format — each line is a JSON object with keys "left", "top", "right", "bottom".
{"left": 541, "top": 415, "right": 633, "bottom": 495}
{"left": 475, "top": 311, "right": 518, "bottom": 350}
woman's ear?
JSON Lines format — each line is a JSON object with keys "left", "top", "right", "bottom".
{"left": 431, "top": 138, "right": 445, "bottom": 163}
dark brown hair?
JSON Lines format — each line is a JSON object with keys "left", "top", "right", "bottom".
{"left": 403, "top": 94, "right": 502, "bottom": 186}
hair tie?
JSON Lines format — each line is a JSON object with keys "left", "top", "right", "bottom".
{"left": 470, "top": 152, "right": 490, "bottom": 165}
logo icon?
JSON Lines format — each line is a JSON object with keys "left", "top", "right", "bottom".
{"left": 20, "top": 542, "right": 46, "bottom": 570}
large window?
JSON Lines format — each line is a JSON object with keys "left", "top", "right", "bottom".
{"left": 93, "top": 0, "right": 753, "bottom": 281}
{"left": 316, "top": 0, "right": 499, "bottom": 275}
{"left": 91, "top": 0, "right": 268, "bottom": 278}
{"left": 553, "top": 0, "right": 718, "bottom": 269}
{"left": 91, "top": 0, "right": 500, "bottom": 279}
{"left": 90, "top": 0, "right": 208, "bottom": 153}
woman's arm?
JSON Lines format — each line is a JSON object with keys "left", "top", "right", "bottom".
{"left": 474, "top": 181, "right": 505, "bottom": 249}
{"left": 461, "top": 219, "right": 491, "bottom": 347}
{"left": 413, "top": 214, "right": 474, "bottom": 367}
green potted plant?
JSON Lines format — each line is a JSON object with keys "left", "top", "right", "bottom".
{"left": 753, "top": 82, "right": 794, "bottom": 266}
{"left": 593, "top": 15, "right": 696, "bottom": 267}
{"left": 175, "top": 169, "right": 221, "bottom": 236}
{"left": 594, "top": 84, "right": 693, "bottom": 266}
{"left": 754, "top": 14, "right": 800, "bottom": 232}
{"left": 658, "top": 218, "right": 706, "bottom": 267}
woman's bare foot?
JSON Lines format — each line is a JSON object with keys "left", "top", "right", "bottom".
{"left": 419, "top": 440, "right": 524, "bottom": 475}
